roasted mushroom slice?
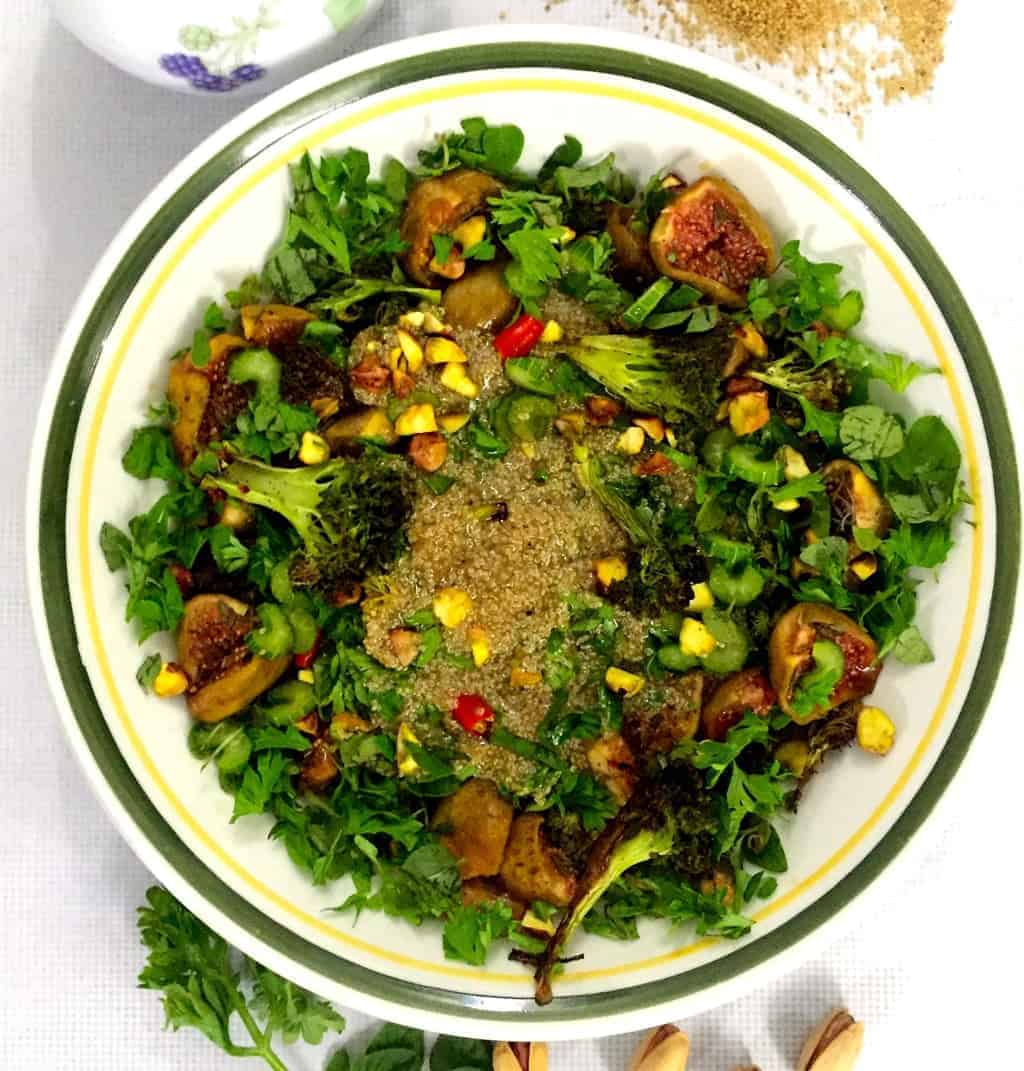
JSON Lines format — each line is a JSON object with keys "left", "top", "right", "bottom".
{"left": 768, "top": 603, "right": 880, "bottom": 723}
{"left": 442, "top": 261, "right": 518, "bottom": 330}
{"left": 432, "top": 778, "right": 514, "bottom": 880}
{"left": 499, "top": 815, "right": 577, "bottom": 906}
{"left": 649, "top": 176, "right": 776, "bottom": 305}
{"left": 701, "top": 667, "right": 777, "bottom": 741}
{"left": 176, "top": 594, "right": 290, "bottom": 722}
{"left": 822, "top": 459, "right": 892, "bottom": 539}
{"left": 399, "top": 168, "right": 503, "bottom": 286}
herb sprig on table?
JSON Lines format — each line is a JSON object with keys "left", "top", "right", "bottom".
{"left": 138, "top": 885, "right": 492, "bottom": 1071}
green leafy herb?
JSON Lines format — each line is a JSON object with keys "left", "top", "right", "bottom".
{"left": 839, "top": 404, "right": 905, "bottom": 460}
{"left": 136, "top": 652, "right": 163, "bottom": 692}
{"left": 442, "top": 901, "right": 514, "bottom": 965}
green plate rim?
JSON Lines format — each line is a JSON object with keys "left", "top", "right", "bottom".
{"left": 34, "top": 40, "right": 1020, "bottom": 1025}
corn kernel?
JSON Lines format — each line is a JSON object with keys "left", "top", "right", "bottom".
{"left": 439, "top": 412, "right": 471, "bottom": 434}
{"left": 774, "top": 498, "right": 800, "bottom": 513}
{"left": 687, "top": 582, "right": 714, "bottom": 611}
{"left": 433, "top": 587, "right": 473, "bottom": 628}
{"left": 605, "top": 666, "right": 645, "bottom": 697}
{"left": 520, "top": 441, "right": 537, "bottom": 460}
{"left": 738, "top": 322, "right": 768, "bottom": 358}
{"left": 428, "top": 255, "right": 465, "bottom": 280}
{"left": 680, "top": 618, "right": 717, "bottom": 657}
{"left": 153, "top": 663, "right": 188, "bottom": 698}
{"left": 451, "top": 215, "right": 487, "bottom": 249}
{"left": 423, "top": 310, "right": 450, "bottom": 335}
{"left": 425, "top": 337, "right": 468, "bottom": 364}
{"left": 395, "top": 328, "right": 424, "bottom": 372}
{"left": 540, "top": 320, "right": 563, "bottom": 343}
{"left": 616, "top": 426, "right": 645, "bottom": 455}
{"left": 399, "top": 310, "right": 425, "bottom": 329}
{"left": 782, "top": 446, "right": 810, "bottom": 480}
{"left": 728, "top": 392, "right": 771, "bottom": 437}
{"left": 468, "top": 627, "right": 491, "bottom": 667}
{"left": 560, "top": 226, "right": 576, "bottom": 245}
{"left": 394, "top": 403, "right": 438, "bottom": 436}
{"left": 297, "top": 668, "right": 315, "bottom": 685}
{"left": 857, "top": 706, "right": 896, "bottom": 756}
{"left": 439, "top": 362, "right": 479, "bottom": 398}
{"left": 521, "top": 909, "right": 556, "bottom": 937}
{"left": 715, "top": 398, "right": 731, "bottom": 423}
{"left": 397, "top": 723, "right": 421, "bottom": 776}
{"left": 850, "top": 555, "right": 878, "bottom": 581}
{"left": 511, "top": 667, "right": 542, "bottom": 687}
{"left": 633, "top": 416, "right": 666, "bottom": 442}
{"left": 386, "top": 346, "right": 406, "bottom": 373}
{"left": 775, "top": 739, "right": 810, "bottom": 777}
{"left": 298, "top": 431, "right": 331, "bottom": 465}
{"left": 660, "top": 173, "right": 684, "bottom": 189}
{"left": 665, "top": 427, "right": 677, "bottom": 447}
{"left": 594, "top": 556, "right": 628, "bottom": 589}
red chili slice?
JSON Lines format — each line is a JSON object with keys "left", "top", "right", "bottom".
{"left": 494, "top": 314, "right": 545, "bottom": 360}
{"left": 452, "top": 693, "right": 495, "bottom": 735}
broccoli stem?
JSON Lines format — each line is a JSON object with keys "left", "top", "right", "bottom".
{"left": 574, "top": 456, "right": 658, "bottom": 545}
{"left": 534, "top": 801, "right": 676, "bottom": 1004}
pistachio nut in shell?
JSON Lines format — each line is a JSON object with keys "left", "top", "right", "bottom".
{"left": 627, "top": 1025, "right": 690, "bottom": 1071}
{"left": 493, "top": 1041, "right": 548, "bottom": 1071}
{"left": 796, "top": 1009, "right": 864, "bottom": 1071}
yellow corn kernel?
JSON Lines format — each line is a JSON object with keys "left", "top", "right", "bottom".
{"left": 665, "top": 427, "right": 677, "bottom": 447}
{"left": 775, "top": 739, "right": 810, "bottom": 777}
{"left": 296, "top": 668, "right": 315, "bottom": 685}
{"left": 511, "top": 666, "right": 543, "bottom": 687}
{"left": 451, "top": 215, "right": 487, "bottom": 249}
{"left": 687, "top": 582, "right": 714, "bottom": 611}
{"left": 397, "top": 723, "right": 421, "bottom": 776}
{"left": 857, "top": 706, "right": 896, "bottom": 756}
{"left": 433, "top": 587, "right": 473, "bottom": 628}
{"left": 361, "top": 409, "right": 395, "bottom": 439}
{"left": 520, "top": 441, "right": 537, "bottom": 460}
{"left": 540, "top": 320, "right": 563, "bottom": 343}
{"left": 850, "top": 554, "right": 878, "bottom": 581}
{"left": 737, "top": 322, "right": 768, "bottom": 358}
{"left": 425, "top": 337, "right": 468, "bottom": 364}
{"left": 633, "top": 416, "right": 666, "bottom": 442}
{"left": 616, "top": 426, "right": 645, "bottom": 455}
{"left": 660, "top": 173, "right": 684, "bottom": 189}
{"left": 680, "top": 618, "right": 716, "bottom": 657}
{"left": 594, "top": 556, "right": 628, "bottom": 588}
{"left": 398, "top": 310, "right": 425, "bottom": 329}
{"left": 395, "top": 328, "right": 424, "bottom": 372}
{"left": 298, "top": 431, "right": 331, "bottom": 465}
{"left": 394, "top": 403, "right": 438, "bottom": 436}
{"left": 468, "top": 627, "right": 491, "bottom": 667}
{"left": 521, "top": 909, "right": 556, "bottom": 937}
{"left": 605, "top": 666, "right": 645, "bottom": 698}
{"left": 782, "top": 446, "right": 811, "bottom": 480}
{"left": 715, "top": 398, "right": 731, "bottom": 423}
{"left": 560, "top": 226, "right": 577, "bottom": 245}
{"left": 439, "top": 412, "right": 471, "bottom": 434}
{"left": 728, "top": 392, "right": 771, "bottom": 437}
{"left": 423, "top": 310, "right": 450, "bottom": 335}
{"left": 774, "top": 498, "right": 801, "bottom": 513}
{"left": 153, "top": 663, "right": 188, "bottom": 698}
{"left": 439, "top": 362, "right": 479, "bottom": 398}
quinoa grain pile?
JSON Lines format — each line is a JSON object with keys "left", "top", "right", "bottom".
{"left": 620, "top": 0, "right": 954, "bottom": 121}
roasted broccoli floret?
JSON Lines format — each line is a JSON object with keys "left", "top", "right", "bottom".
{"left": 749, "top": 351, "right": 850, "bottom": 411}
{"left": 565, "top": 328, "right": 732, "bottom": 423}
{"left": 204, "top": 454, "right": 412, "bottom": 591}
{"left": 575, "top": 456, "right": 703, "bottom": 613}
{"left": 534, "top": 767, "right": 711, "bottom": 1004}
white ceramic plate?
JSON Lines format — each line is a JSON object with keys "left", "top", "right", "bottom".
{"left": 28, "top": 25, "right": 1019, "bottom": 1039}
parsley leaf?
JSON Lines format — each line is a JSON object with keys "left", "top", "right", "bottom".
{"left": 790, "top": 640, "right": 844, "bottom": 718}
{"left": 442, "top": 901, "right": 514, "bottom": 965}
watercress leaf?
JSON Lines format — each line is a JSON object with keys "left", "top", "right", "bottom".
{"left": 431, "top": 1036, "right": 492, "bottom": 1071}
{"left": 99, "top": 521, "right": 131, "bottom": 571}
{"left": 538, "top": 134, "right": 583, "bottom": 182}
{"left": 839, "top": 404, "right": 904, "bottom": 460}
{"left": 136, "top": 652, "right": 163, "bottom": 692}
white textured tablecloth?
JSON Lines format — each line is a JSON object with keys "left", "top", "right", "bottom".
{"left": 2, "top": 1, "right": 1021, "bottom": 1067}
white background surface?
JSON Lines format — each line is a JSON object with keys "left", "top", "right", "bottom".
{"left": 1, "top": 1, "right": 1021, "bottom": 1068}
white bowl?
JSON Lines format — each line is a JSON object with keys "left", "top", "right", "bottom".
{"left": 50, "top": 0, "right": 383, "bottom": 93}
{"left": 28, "top": 25, "right": 1019, "bottom": 1040}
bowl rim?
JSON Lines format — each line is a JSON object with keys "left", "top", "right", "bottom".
{"left": 27, "top": 24, "right": 1020, "bottom": 1039}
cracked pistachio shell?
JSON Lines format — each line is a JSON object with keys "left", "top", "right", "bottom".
{"left": 796, "top": 1010, "right": 864, "bottom": 1071}
{"left": 493, "top": 1042, "right": 548, "bottom": 1071}
{"left": 627, "top": 1025, "right": 690, "bottom": 1071}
